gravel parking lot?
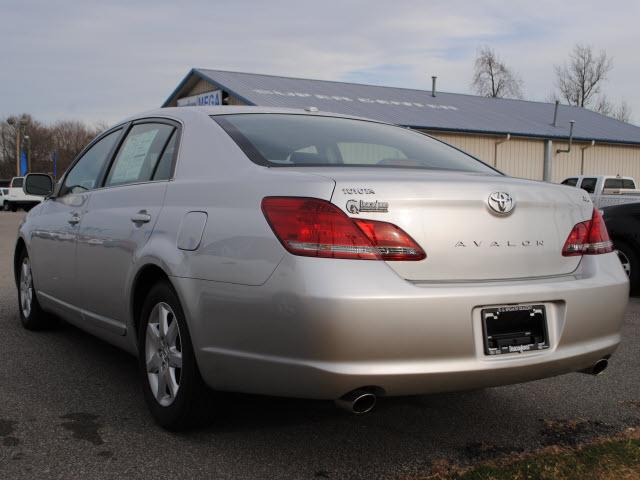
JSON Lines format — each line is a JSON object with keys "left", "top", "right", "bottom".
{"left": 0, "top": 211, "right": 638, "bottom": 479}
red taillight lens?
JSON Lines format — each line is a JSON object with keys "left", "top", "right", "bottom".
{"left": 353, "top": 219, "right": 426, "bottom": 261}
{"left": 261, "top": 197, "right": 426, "bottom": 261}
{"left": 562, "top": 208, "right": 613, "bottom": 256}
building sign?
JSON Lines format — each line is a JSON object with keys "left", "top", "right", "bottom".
{"left": 177, "top": 90, "right": 222, "bottom": 107}
{"left": 251, "top": 89, "right": 459, "bottom": 110}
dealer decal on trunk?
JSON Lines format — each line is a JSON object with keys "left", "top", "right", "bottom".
{"left": 346, "top": 199, "right": 389, "bottom": 214}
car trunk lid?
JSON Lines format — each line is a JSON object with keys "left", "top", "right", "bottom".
{"left": 297, "top": 168, "right": 593, "bottom": 281}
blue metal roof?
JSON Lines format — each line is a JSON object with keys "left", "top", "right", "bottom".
{"left": 163, "top": 68, "right": 640, "bottom": 145}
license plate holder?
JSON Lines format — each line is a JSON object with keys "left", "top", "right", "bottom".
{"left": 482, "top": 304, "right": 549, "bottom": 355}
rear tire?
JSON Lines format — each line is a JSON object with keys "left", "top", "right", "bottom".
{"left": 17, "top": 249, "right": 53, "bottom": 330}
{"left": 137, "top": 281, "right": 211, "bottom": 430}
{"left": 9, "top": 203, "right": 17, "bottom": 212}
{"left": 615, "top": 240, "right": 639, "bottom": 296}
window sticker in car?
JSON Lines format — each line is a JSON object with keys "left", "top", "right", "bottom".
{"left": 110, "top": 129, "right": 159, "bottom": 185}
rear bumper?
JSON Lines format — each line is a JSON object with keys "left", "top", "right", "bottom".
{"left": 173, "top": 252, "right": 628, "bottom": 399}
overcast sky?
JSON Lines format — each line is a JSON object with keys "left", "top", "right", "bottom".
{"left": 1, "top": 0, "right": 639, "bottom": 125}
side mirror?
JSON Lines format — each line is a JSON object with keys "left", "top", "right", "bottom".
{"left": 23, "top": 173, "right": 54, "bottom": 197}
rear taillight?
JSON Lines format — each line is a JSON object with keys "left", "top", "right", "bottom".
{"left": 562, "top": 208, "right": 614, "bottom": 256}
{"left": 261, "top": 197, "right": 426, "bottom": 261}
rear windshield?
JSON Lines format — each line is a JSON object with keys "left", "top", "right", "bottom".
{"left": 213, "top": 114, "right": 498, "bottom": 174}
{"left": 604, "top": 178, "right": 635, "bottom": 189}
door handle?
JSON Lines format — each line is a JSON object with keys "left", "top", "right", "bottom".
{"left": 68, "top": 213, "right": 81, "bottom": 225}
{"left": 131, "top": 211, "right": 152, "bottom": 224}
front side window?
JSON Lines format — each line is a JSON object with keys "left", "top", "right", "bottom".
{"left": 214, "top": 114, "right": 498, "bottom": 174}
{"left": 62, "top": 129, "right": 121, "bottom": 195}
{"left": 105, "top": 123, "right": 175, "bottom": 187}
{"left": 580, "top": 177, "right": 597, "bottom": 194}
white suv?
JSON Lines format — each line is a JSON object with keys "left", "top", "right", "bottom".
{"left": 4, "top": 177, "right": 44, "bottom": 211}
{"left": 0, "top": 187, "right": 9, "bottom": 211}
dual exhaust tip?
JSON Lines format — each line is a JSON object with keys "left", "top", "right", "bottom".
{"left": 335, "top": 389, "right": 377, "bottom": 415}
{"left": 579, "top": 358, "right": 609, "bottom": 376}
{"left": 335, "top": 359, "right": 609, "bottom": 414}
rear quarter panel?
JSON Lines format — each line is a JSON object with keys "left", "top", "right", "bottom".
{"left": 136, "top": 112, "right": 336, "bottom": 286}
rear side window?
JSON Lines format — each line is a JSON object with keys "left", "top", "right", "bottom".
{"left": 152, "top": 131, "right": 178, "bottom": 181}
{"left": 105, "top": 123, "right": 174, "bottom": 187}
{"left": 213, "top": 114, "right": 497, "bottom": 174}
{"left": 11, "top": 178, "right": 23, "bottom": 188}
{"left": 580, "top": 177, "right": 597, "bottom": 193}
{"left": 63, "top": 129, "right": 121, "bottom": 194}
{"left": 561, "top": 178, "right": 578, "bottom": 187}
{"left": 604, "top": 178, "right": 636, "bottom": 189}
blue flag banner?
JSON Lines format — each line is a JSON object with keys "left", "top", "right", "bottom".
{"left": 20, "top": 150, "right": 27, "bottom": 176}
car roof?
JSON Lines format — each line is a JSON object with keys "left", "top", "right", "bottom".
{"left": 121, "top": 106, "right": 392, "bottom": 126}
{"left": 564, "top": 175, "right": 635, "bottom": 180}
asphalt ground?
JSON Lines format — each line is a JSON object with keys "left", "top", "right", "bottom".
{"left": 0, "top": 211, "right": 638, "bottom": 479}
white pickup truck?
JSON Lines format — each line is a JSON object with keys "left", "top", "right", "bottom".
{"left": 560, "top": 175, "right": 640, "bottom": 208}
{"left": 3, "top": 176, "right": 44, "bottom": 211}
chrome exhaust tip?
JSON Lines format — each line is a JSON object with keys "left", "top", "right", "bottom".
{"left": 579, "top": 358, "right": 609, "bottom": 376}
{"left": 335, "top": 389, "right": 377, "bottom": 414}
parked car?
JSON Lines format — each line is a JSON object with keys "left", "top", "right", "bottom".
{"left": 4, "top": 176, "right": 44, "bottom": 211}
{"left": 560, "top": 175, "right": 640, "bottom": 208}
{"left": 602, "top": 202, "right": 640, "bottom": 295}
{"left": 0, "top": 187, "right": 9, "bottom": 210}
{"left": 15, "top": 107, "right": 628, "bottom": 430}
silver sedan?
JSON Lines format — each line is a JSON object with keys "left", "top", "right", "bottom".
{"left": 14, "top": 107, "right": 628, "bottom": 429}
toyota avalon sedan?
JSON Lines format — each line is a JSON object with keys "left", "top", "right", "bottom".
{"left": 15, "top": 107, "right": 628, "bottom": 429}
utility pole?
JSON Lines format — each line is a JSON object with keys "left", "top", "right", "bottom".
{"left": 7, "top": 116, "right": 28, "bottom": 177}
{"left": 7, "top": 118, "right": 19, "bottom": 176}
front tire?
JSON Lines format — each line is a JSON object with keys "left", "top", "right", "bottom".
{"left": 615, "top": 240, "right": 639, "bottom": 296}
{"left": 17, "top": 250, "right": 52, "bottom": 329}
{"left": 138, "top": 281, "right": 210, "bottom": 430}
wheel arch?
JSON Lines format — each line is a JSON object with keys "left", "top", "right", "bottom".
{"left": 130, "top": 263, "right": 186, "bottom": 347}
{"left": 611, "top": 234, "right": 640, "bottom": 254}
{"left": 13, "top": 237, "right": 27, "bottom": 288}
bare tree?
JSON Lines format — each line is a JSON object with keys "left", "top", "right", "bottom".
{"left": 0, "top": 115, "right": 104, "bottom": 179}
{"left": 614, "top": 100, "right": 632, "bottom": 123}
{"left": 472, "top": 46, "right": 523, "bottom": 99}
{"left": 49, "top": 120, "right": 103, "bottom": 175}
{"left": 554, "top": 44, "right": 613, "bottom": 108}
{"left": 591, "top": 95, "right": 633, "bottom": 123}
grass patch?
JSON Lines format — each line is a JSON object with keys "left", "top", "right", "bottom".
{"left": 456, "top": 438, "right": 640, "bottom": 479}
{"left": 424, "top": 428, "right": 640, "bottom": 480}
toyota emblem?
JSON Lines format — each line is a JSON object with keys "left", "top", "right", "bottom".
{"left": 487, "top": 192, "right": 515, "bottom": 215}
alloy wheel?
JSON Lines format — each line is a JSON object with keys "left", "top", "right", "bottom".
{"left": 617, "top": 250, "right": 631, "bottom": 278}
{"left": 145, "top": 302, "right": 183, "bottom": 407}
{"left": 19, "top": 258, "right": 33, "bottom": 318}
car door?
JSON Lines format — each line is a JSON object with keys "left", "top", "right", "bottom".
{"left": 75, "top": 120, "right": 179, "bottom": 334}
{"left": 28, "top": 128, "right": 123, "bottom": 318}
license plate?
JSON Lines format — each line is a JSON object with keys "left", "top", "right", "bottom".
{"left": 481, "top": 304, "right": 549, "bottom": 355}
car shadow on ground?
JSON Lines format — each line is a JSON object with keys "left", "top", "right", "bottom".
{"left": 11, "top": 309, "right": 639, "bottom": 471}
